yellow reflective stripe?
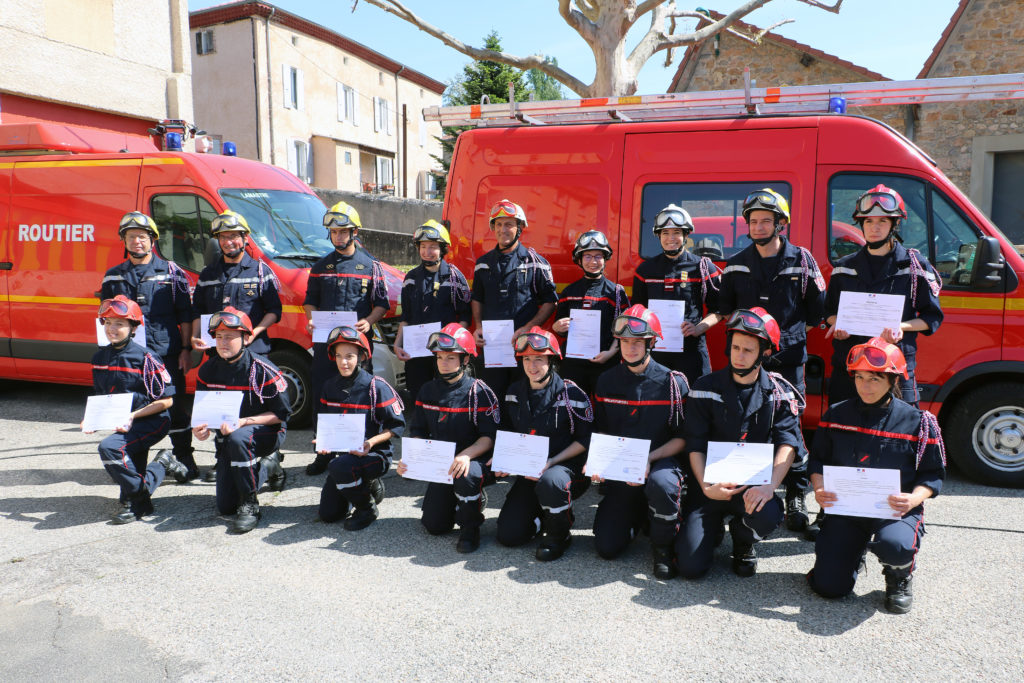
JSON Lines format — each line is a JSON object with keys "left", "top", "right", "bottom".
{"left": 281, "top": 305, "right": 304, "bottom": 314}
{"left": 143, "top": 158, "right": 185, "bottom": 165}
{"left": 940, "top": 295, "right": 1004, "bottom": 311}
{"left": 5, "top": 157, "right": 183, "bottom": 169}
{"left": 6, "top": 295, "right": 99, "bottom": 306}
{"left": 1006, "top": 298, "right": 1024, "bottom": 311}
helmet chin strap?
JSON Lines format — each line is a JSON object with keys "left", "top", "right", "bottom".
{"left": 623, "top": 341, "right": 652, "bottom": 368}
{"left": 223, "top": 344, "right": 246, "bottom": 364}
{"left": 110, "top": 334, "right": 133, "bottom": 351}
{"left": 582, "top": 268, "right": 604, "bottom": 279}
{"left": 223, "top": 246, "right": 244, "bottom": 259}
{"left": 437, "top": 358, "right": 467, "bottom": 382}
{"left": 128, "top": 248, "right": 150, "bottom": 260}
{"left": 421, "top": 258, "right": 441, "bottom": 267}
{"left": 730, "top": 354, "right": 762, "bottom": 377}
{"left": 749, "top": 234, "right": 775, "bottom": 248}
{"left": 662, "top": 247, "right": 684, "bottom": 257}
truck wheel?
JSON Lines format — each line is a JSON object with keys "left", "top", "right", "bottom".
{"left": 945, "top": 382, "right": 1024, "bottom": 488}
{"left": 269, "top": 349, "right": 311, "bottom": 429}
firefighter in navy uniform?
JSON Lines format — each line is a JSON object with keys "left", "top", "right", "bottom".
{"left": 807, "top": 338, "right": 946, "bottom": 614}
{"left": 591, "top": 305, "right": 689, "bottom": 579}
{"left": 713, "top": 188, "right": 825, "bottom": 533}
{"left": 393, "top": 220, "right": 471, "bottom": 404}
{"left": 471, "top": 199, "right": 558, "bottom": 401}
{"left": 317, "top": 325, "right": 405, "bottom": 531}
{"left": 100, "top": 211, "right": 197, "bottom": 479}
{"left": 192, "top": 308, "right": 288, "bottom": 534}
{"left": 680, "top": 308, "right": 804, "bottom": 579}
{"left": 551, "top": 230, "right": 629, "bottom": 396}
{"left": 632, "top": 205, "right": 722, "bottom": 386}
{"left": 398, "top": 323, "right": 500, "bottom": 554}
{"left": 304, "top": 201, "right": 389, "bottom": 475}
{"left": 90, "top": 296, "right": 188, "bottom": 524}
{"left": 494, "top": 327, "right": 594, "bottom": 562}
{"left": 191, "top": 211, "right": 283, "bottom": 481}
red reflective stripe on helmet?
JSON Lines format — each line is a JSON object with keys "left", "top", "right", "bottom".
{"left": 819, "top": 421, "right": 940, "bottom": 444}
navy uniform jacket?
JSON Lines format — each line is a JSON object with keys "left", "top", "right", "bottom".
{"left": 826, "top": 243, "right": 943, "bottom": 362}
{"left": 593, "top": 360, "right": 688, "bottom": 453}
{"left": 502, "top": 374, "right": 594, "bottom": 468}
{"left": 193, "top": 254, "right": 282, "bottom": 355}
{"left": 91, "top": 341, "right": 174, "bottom": 415}
{"left": 304, "top": 247, "right": 389, "bottom": 319}
{"left": 100, "top": 256, "right": 192, "bottom": 357}
{"left": 196, "top": 349, "right": 290, "bottom": 425}
{"left": 471, "top": 243, "right": 558, "bottom": 329}
{"left": 633, "top": 252, "right": 721, "bottom": 326}
{"left": 319, "top": 369, "right": 405, "bottom": 461}
{"left": 811, "top": 397, "right": 946, "bottom": 503}
{"left": 719, "top": 237, "right": 826, "bottom": 366}
{"left": 401, "top": 260, "right": 471, "bottom": 327}
{"left": 555, "top": 276, "right": 629, "bottom": 355}
{"left": 408, "top": 374, "right": 500, "bottom": 456}
{"left": 685, "top": 367, "right": 805, "bottom": 461}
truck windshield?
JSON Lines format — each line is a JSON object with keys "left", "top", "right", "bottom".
{"left": 221, "top": 189, "right": 329, "bottom": 267}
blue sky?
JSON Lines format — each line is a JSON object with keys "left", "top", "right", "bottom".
{"left": 189, "top": 0, "right": 963, "bottom": 95}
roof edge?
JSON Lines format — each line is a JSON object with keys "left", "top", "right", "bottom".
{"left": 917, "top": 0, "right": 972, "bottom": 78}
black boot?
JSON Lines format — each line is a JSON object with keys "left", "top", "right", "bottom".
{"left": 111, "top": 499, "right": 136, "bottom": 524}
{"left": 536, "top": 511, "right": 572, "bottom": 562}
{"left": 369, "top": 478, "right": 385, "bottom": 504}
{"left": 883, "top": 567, "right": 914, "bottom": 614}
{"left": 261, "top": 451, "right": 287, "bottom": 492}
{"left": 202, "top": 467, "right": 217, "bottom": 483}
{"left": 732, "top": 542, "right": 758, "bottom": 577}
{"left": 305, "top": 453, "right": 331, "bottom": 476}
{"left": 177, "top": 452, "right": 200, "bottom": 482}
{"left": 456, "top": 525, "right": 480, "bottom": 553}
{"left": 785, "top": 491, "right": 809, "bottom": 532}
{"left": 652, "top": 543, "right": 678, "bottom": 580}
{"left": 805, "top": 509, "right": 825, "bottom": 541}
{"left": 344, "top": 492, "right": 379, "bottom": 531}
{"left": 156, "top": 449, "right": 190, "bottom": 484}
{"left": 232, "top": 494, "right": 261, "bottom": 534}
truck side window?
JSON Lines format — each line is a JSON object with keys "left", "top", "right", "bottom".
{"left": 931, "top": 191, "right": 981, "bottom": 287}
{"left": 639, "top": 182, "right": 792, "bottom": 261}
{"left": 151, "top": 194, "right": 218, "bottom": 273}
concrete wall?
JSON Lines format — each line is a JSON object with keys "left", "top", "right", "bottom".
{"left": 0, "top": 0, "right": 193, "bottom": 128}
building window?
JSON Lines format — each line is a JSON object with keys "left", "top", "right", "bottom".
{"left": 291, "top": 35, "right": 299, "bottom": 46}
{"left": 288, "top": 139, "right": 312, "bottom": 184}
{"left": 377, "top": 156, "right": 394, "bottom": 188}
{"left": 379, "top": 72, "right": 385, "bottom": 85}
{"left": 283, "top": 65, "right": 303, "bottom": 110}
{"left": 344, "top": 151, "right": 352, "bottom": 165}
{"left": 337, "top": 83, "right": 358, "bottom": 124}
{"left": 419, "top": 122, "right": 427, "bottom": 147}
{"left": 195, "top": 30, "right": 215, "bottom": 56}
{"left": 374, "top": 97, "right": 394, "bottom": 135}
{"left": 992, "top": 151, "right": 1024, "bottom": 245}
{"left": 343, "top": 56, "right": 349, "bottom": 65}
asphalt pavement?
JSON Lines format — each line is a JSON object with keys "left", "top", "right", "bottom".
{"left": 1, "top": 378, "right": 1022, "bottom": 681}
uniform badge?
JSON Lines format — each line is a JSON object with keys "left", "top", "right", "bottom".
{"left": 355, "top": 264, "right": 365, "bottom": 270}
{"left": 275, "top": 375, "right": 287, "bottom": 392}
{"left": 326, "top": 263, "right": 335, "bottom": 270}
{"left": 160, "top": 368, "right": 172, "bottom": 383}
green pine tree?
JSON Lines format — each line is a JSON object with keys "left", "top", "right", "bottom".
{"left": 526, "top": 57, "right": 566, "bottom": 102}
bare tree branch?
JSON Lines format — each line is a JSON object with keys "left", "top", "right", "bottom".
{"left": 637, "top": 0, "right": 780, "bottom": 59}
{"left": 357, "top": 0, "right": 592, "bottom": 96}
{"left": 634, "top": 0, "right": 668, "bottom": 21}
{"left": 558, "top": 0, "right": 597, "bottom": 42}
{"left": 573, "top": 0, "right": 600, "bottom": 23}
{"left": 796, "top": 0, "right": 844, "bottom": 12}
{"left": 670, "top": 11, "right": 794, "bottom": 44}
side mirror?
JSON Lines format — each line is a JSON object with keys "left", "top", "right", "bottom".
{"left": 970, "top": 236, "right": 1005, "bottom": 288}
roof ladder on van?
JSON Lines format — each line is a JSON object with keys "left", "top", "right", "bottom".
{"left": 423, "top": 72, "right": 1024, "bottom": 127}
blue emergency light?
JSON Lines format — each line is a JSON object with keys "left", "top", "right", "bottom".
{"left": 223, "top": 141, "right": 237, "bottom": 156}
{"left": 165, "top": 132, "right": 183, "bottom": 151}
{"left": 828, "top": 96, "right": 847, "bottom": 114}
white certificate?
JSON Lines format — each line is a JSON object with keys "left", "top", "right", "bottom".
{"left": 199, "top": 314, "right": 215, "bottom": 348}
{"left": 82, "top": 393, "right": 134, "bottom": 432}
{"left": 400, "top": 437, "right": 456, "bottom": 484}
{"left": 403, "top": 322, "right": 441, "bottom": 359}
{"left": 482, "top": 319, "right": 516, "bottom": 368}
{"left": 311, "top": 310, "right": 359, "bottom": 343}
{"left": 96, "top": 319, "right": 146, "bottom": 347}
{"left": 492, "top": 430, "right": 549, "bottom": 478}
{"left": 191, "top": 390, "right": 244, "bottom": 430}
{"left": 585, "top": 432, "right": 651, "bottom": 485}
{"left": 316, "top": 413, "right": 366, "bottom": 453}
{"left": 704, "top": 441, "right": 775, "bottom": 485}
{"left": 565, "top": 309, "right": 602, "bottom": 359}
{"left": 823, "top": 465, "right": 902, "bottom": 519}
{"left": 835, "top": 291, "right": 905, "bottom": 338}
{"left": 648, "top": 299, "right": 686, "bottom": 353}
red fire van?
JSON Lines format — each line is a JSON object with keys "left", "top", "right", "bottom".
{"left": 0, "top": 122, "right": 402, "bottom": 427}
{"left": 438, "top": 106, "right": 1024, "bottom": 487}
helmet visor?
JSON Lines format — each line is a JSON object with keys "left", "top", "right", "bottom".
{"left": 613, "top": 316, "right": 655, "bottom": 338}
{"left": 211, "top": 213, "right": 246, "bottom": 232}
{"left": 326, "top": 325, "right": 361, "bottom": 347}
{"left": 119, "top": 213, "right": 153, "bottom": 232}
{"left": 744, "top": 191, "right": 782, "bottom": 211}
{"left": 426, "top": 331, "right": 463, "bottom": 354}
{"left": 856, "top": 192, "right": 900, "bottom": 214}
{"left": 489, "top": 200, "right": 519, "bottom": 221}
{"left": 513, "top": 333, "right": 553, "bottom": 354}
{"left": 654, "top": 209, "right": 690, "bottom": 230}
{"left": 726, "top": 310, "right": 768, "bottom": 338}
{"left": 847, "top": 344, "right": 889, "bottom": 370}
{"left": 98, "top": 298, "right": 132, "bottom": 318}
{"left": 208, "top": 310, "right": 247, "bottom": 332}
{"left": 413, "top": 226, "right": 443, "bottom": 242}
{"left": 323, "top": 211, "right": 356, "bottom": 229}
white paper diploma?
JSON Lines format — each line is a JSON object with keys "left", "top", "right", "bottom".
{"left": 704, "top": 441, "right": 775, "bottom": 485}
{"left": 585, "top": 433, "right": 651, "bottom": 484}
{"left": 199, "top": 314, "right": 215, "bottom": 348}
{"left": 823, "top": 465, "right": 902, "bottom": 519}
{"left": 191, "top": 390, "right": 244, "bottom": 430}
{"left": 565, "top": 309, "right": 602, "bottom": 359}
{"left": 492, "top": 430, "right": 549, "bottom": 478}
{"left": 403, "top": 322, "right": 441, "bottom": 359}
{"left": 311, "top": 310, "right": 359, "bottom": 343}
{"left": 82, "top": 393, "right": 134, "bottom": 432}
{"left": 96, "top": 319, "right": 146, "bottom": 348}
{"left": 316, "top": 413, "right": 366, "bottom": 453}
{"left": 400, "top": 437, "right": 456, "bottom": 484}
{"left": 648, "top": 299, "right": 686, "bottom": 352}
{"left": 835, "top": 291, "right": 905, "bottom": 338}
{"left": 482, "top": 319, "right": 516, "bottom": 368}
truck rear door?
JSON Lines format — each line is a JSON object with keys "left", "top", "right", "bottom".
{"left": 0, "top": 161, "right": 13, "bottom": 376}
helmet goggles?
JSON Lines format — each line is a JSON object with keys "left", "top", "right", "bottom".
{"left": 613, "top": 315, "right": 657, "bottom": 338}
{"left": 427, "top": 331, "right": 461, "bottom": 353}
{"left": 326, "top": 325, "right": 362, "bottom": 346}
{"left": 98, "top": 298, "right": 132, "bottom": 318}
{"left": 413, "top": 225, "right": 444, "bottom": 242}
{"left": 654, "top": 209, "right": 692, "bottom": 231}
{"left": 514, "top": 332, "right": 554, "bottom": 354}
{"left": 211, "top": 213, "right": 247, "bottom": 233}
{"left": 323, "top": 211, "right": 357, "bottom": 229}
{"left": 119, "top": 213, "right": 155, "bottom": 233}
{"left": 856, "top": 191, "right": 901, "bottom": 215}
{"left": 489, "top": 200, "right": 520, "bottom": 222}
{"left": 744, "top": 191, "right": 784, "bottom": 213}
{"left": 208, "top": 310, "right": 252, "bottom": 334}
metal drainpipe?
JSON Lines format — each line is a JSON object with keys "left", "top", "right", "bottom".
{"left": 395, "top": 65, "right": 405, "bottom": 196}
{"left": 265, "top": 6, "right": 277, "bottom": 165}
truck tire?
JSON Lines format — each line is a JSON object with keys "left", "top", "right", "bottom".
{"left": 268, "top": 349, "right": 312, "bottom": 429}
{"left": 945, "top": 382, "right": 1024, "bottom": 488}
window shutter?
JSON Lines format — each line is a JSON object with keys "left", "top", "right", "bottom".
{"left": 373, "top": 97, "right": 381, "bottom": 132}
{"left": 337, "top": 83, "right": 345, "bottom": 121}
{"left": 295, "top": 69, "right": 305, "bottom": 110}
{"left": 282, "top": 64, "right": 293, "bottom": 109}
{"left": 287, "top": 140, "right": 298, "bottom": 175}
{"left": 352, "top": 88, "right": 360, "bottom": 126}
{"left": 385, "top": 99, "right": 394, "bottom": 135}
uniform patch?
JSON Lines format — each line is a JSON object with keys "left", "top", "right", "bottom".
{"left": 326, "top": 263, "right": 335, "bottom": 270}
{"left": 275, "top": 375, "right": 287, "bottom": 392}
{"left": 161, "top": 368, "right": 172, "bottom": 383}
